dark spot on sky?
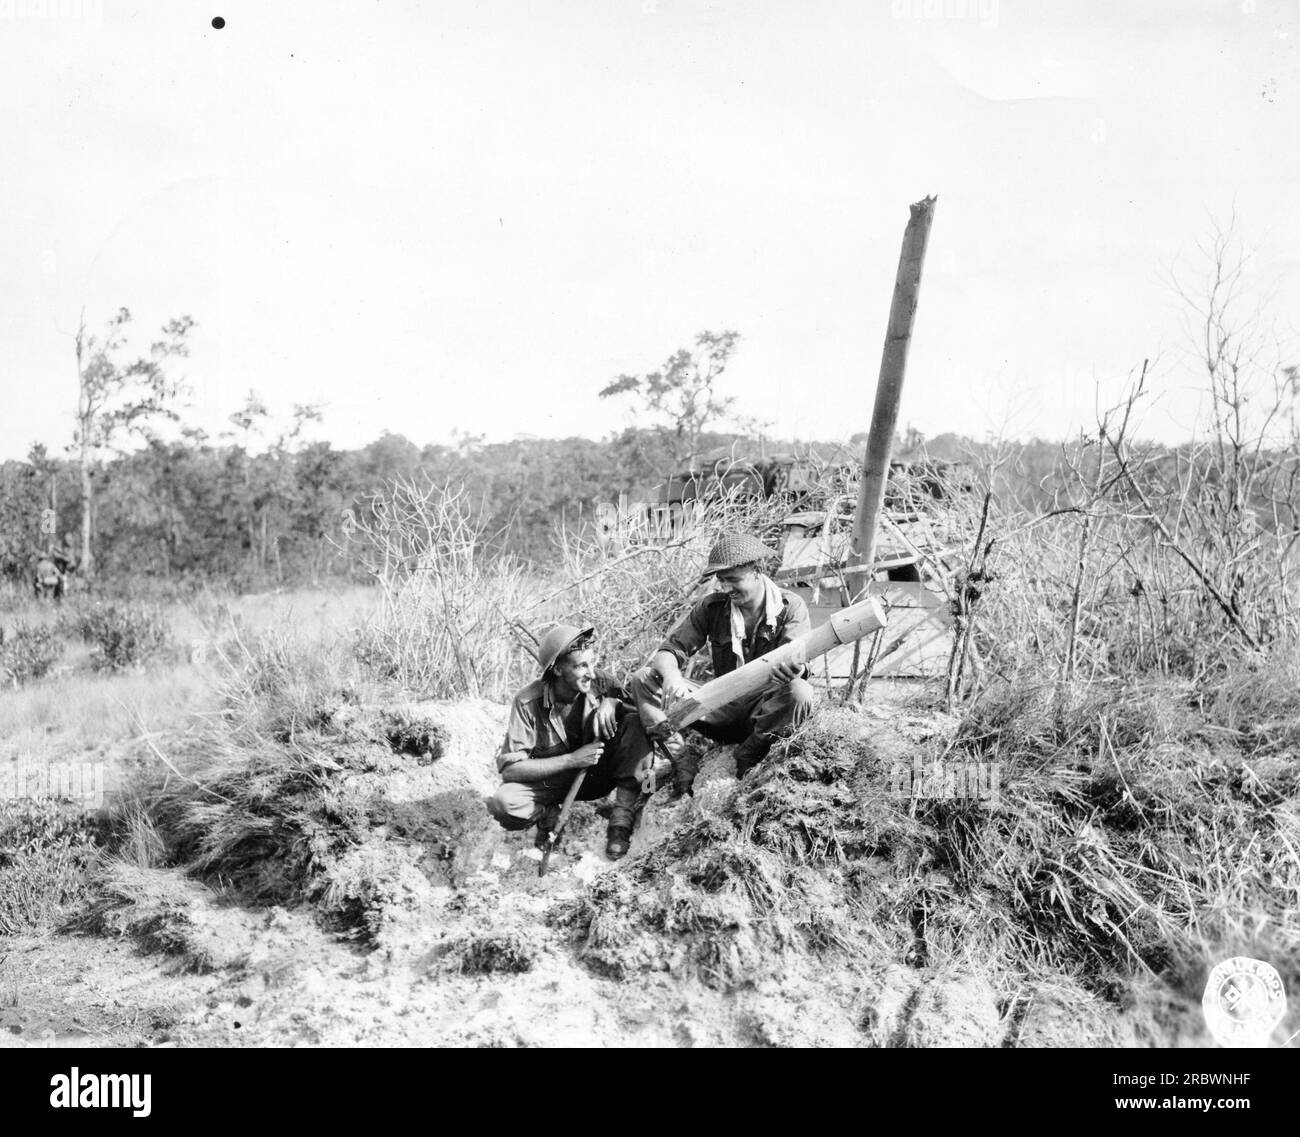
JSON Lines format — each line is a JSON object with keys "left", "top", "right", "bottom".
{"left": 212, "top": 16, "right": 226, "bottom": 30}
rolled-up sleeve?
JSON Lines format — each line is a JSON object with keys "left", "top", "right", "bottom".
{"left": 497, "top": 696, "right": 537, "bottom": 773}
{"left": 595, "top": 670, "right": 634, "bottom": 717}
{"left": 656, "top": 599, "right": 711, "bottom": 667}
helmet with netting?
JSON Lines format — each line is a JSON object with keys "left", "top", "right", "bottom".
{"left": 700, "top": 533, "right": 776, "bottom": 578}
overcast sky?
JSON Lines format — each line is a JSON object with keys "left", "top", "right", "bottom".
{"left": 2, "top": 0, "right": 1297, "bottom": 460}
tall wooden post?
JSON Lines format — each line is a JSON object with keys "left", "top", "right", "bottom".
{"left": 851, "top": 195, "right": 938, "bottom": 569}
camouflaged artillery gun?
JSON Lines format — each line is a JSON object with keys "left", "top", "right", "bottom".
{"left": 651, "top": 447, "right": 976, "bottom": 681}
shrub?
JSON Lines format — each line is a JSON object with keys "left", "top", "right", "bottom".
{"left": 0, "top": 798, "right": 104, "bottom": 934}
{"left": 538, "top": 482, "right": 797, "bottom": 683}
{"left": 0, "top": 623, "right": 61, "bottom": 686}
{"left": 345, "top": 480, "right": 537, "bottom": 700}
{"left": 62, "top": 600, "right": 171, "bottom": 672}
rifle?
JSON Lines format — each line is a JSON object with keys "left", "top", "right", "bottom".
{"left": 538, "top": 769, "right": 587, "bottom": 878}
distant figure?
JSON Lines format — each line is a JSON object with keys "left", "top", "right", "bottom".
{"left": 33, "top": 555, "right": 64, "bottom": 600}
{"left": 51, "top": 534, "right": 78, "bottom": 577}
{"left": 33, "top": 535, "right": 76, "bottom": 601}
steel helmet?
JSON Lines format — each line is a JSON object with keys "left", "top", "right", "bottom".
{"left": 537, "top": 624, "right": 595, "bottom": 674}
{"left": 701, "top": 533, "right": 776, "bottom": 578}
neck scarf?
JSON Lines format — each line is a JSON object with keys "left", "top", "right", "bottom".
{"left": 728, "top": 575, "right": 783, "bottom": 665}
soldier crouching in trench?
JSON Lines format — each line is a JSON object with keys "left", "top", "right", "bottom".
{"left": 630, "top": 533, "right": 817, "bottom": 796}
{"left": 485, "top": 624, "right": 647, "bottom": 861}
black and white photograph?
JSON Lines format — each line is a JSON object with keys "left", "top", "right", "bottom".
{"left": 1, "top": 0, "right": 1297, "bottom": 1067}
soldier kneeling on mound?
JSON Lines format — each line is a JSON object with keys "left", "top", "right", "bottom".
{"left": 629, "top": 532, "right": 817, "bottom": 796}
{"left": 485, "top": 624, "right": 646, "bottom": 860}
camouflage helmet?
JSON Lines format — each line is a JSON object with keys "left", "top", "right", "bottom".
{"left": 537, "top": 623, "right": 595, "bottom": 675}
{"left": 701, "top": 533, "right": 776, "bottom": 579}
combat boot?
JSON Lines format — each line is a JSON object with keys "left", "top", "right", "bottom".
{"left": 733, "top": 731, "right": 774, "bottom": 780}
{"left": 671, "top": 748, "right": 700, "bottom": 798}
{"left": 655, "top": 729, "right": 698, "bottom": 798}
{"left": 605, "top": 786, "right": 640, "bottom": 860}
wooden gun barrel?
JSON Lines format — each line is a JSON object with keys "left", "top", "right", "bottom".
{"left": 658, "top": 596, "right": 888, "bottom": 735}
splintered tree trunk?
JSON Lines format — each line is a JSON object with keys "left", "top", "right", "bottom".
{"left": 852, "top": 195, "right": 938, "bottom": 568}
{"left": 77, "top": 337, "right": 95, "bottom": 581}
{"left": 78, "top": 450, "right": 93, "bottom": 580}
{"left": 75, "top": 326, "right": 93, "bottom": 580}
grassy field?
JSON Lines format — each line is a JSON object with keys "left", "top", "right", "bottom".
{"left": 0, "top": 584, "right": 379, "bottom": 788}
{"left": 2, "top": 469, "right": 1298, "bottom": 1047}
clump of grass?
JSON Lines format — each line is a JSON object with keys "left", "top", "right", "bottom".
{"left": 559, "top": 802, "right": 857, "bottom": 990}
{"left": 0, "top": 623, "right": 61, "bottom": 687}
{"left": 84, "top": 863, "right": 210, "bottom": 957}
{"left": 940, "top": 669, "right": 1300, "bottom": 991}
{"left": 316, "top": 844, "right": 437, "bottom": 941}
{"left": 82, "top": 863, "right": 254, "bottom": 972}
{"left": 0, "top": 798, "right": 104, "bottom": 934}
{"left": 60, "top": 599, "right": 171, "bottom": 672}
{"left": 113, "top": 801, "right": 170, "bottom": 869}
{"left": 141, "top": 626, "right": 500, "bottom": 932}
{"left": 138, "top": 631, "right": 375, "bottom": 904}
{"left": 441, "top": 928, "right": 543, "bottom": 975}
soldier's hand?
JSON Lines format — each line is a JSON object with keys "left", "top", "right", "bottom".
{"left": 571, "top": 741, "right": 604, "bottom": 769}
{"left": 594, "top": 698, "right": 619, "bottom": 740}
{"left": 770, "top": 658, "right": 802, "bottom": 684}
{"left": 661, "top": 673, "right": 693, "bottom": 701}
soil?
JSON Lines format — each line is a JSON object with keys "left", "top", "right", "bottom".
{"left": 1, "top": 684, "right": 1219, "bottom": 1049}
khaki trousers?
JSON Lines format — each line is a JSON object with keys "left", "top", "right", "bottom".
{"left": 485, "top": 714, "right": 645, "bottom": 832}
{"left": 628, "top": 666, "right": 816, "bottom": 747}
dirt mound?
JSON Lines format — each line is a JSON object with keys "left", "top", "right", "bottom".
{"left": 157, "top": 698, "right": 508, "bottom": 929}
{"left": 85, "top": 864, "right": 263, "bottom": 972}
{"left": 82, "top": 675, "right": 1296, "bottom": 1047}
{"left": 552, "top": 692, "right": 1299, "bottom": 1045}
{"left": 557, "top": 708, "right": 916, "bottom": 991}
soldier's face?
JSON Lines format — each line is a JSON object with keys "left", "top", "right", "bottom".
{"left": 553, "top": 648, "right": 595, "bottom": 699}
{"left": 716, "top": 565, "right": 764, "bottom": 608}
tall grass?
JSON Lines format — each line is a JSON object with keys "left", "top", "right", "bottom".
{"left": 530, "top": 483, "right": 797, "bottom": 682}
{"left": 0, "top": 799, "right": 104, "bottom": 935}
{"left": 0, "top": 623, "right": 61, "bottom": 687}
{"left": 910, "top": 403, "right": 1300, "bottom": 1011}
{"left": 346, "top": 479, "right": 537, "bottom": 700}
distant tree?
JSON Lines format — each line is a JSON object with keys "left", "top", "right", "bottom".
{"left": 73, "top": 308, "right": 194, "bottom": 578}
{"left": 0, "top": 457, "right": 46, "bottom": 581}
{"left": 360, "top": 431, "right": 424, "bottom": 486}
{"left": 219, "top": 392, "right": 327, "bottom": 581}
{"left": 599, "top": 330, "right": 747, "bottom": 476}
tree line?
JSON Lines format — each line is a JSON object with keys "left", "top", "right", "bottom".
{"left": 1, "top": 314, "right": 889, "bottom": 591}
{"left": 1, "top": 415, "right": 1155, "bottom": 592}
{"left": 8, "top": 224, "right": 1293, "bottom": 598}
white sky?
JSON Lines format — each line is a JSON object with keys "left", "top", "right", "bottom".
{"left": 1, "top": 0, "right": 1298, "bottom": 460}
